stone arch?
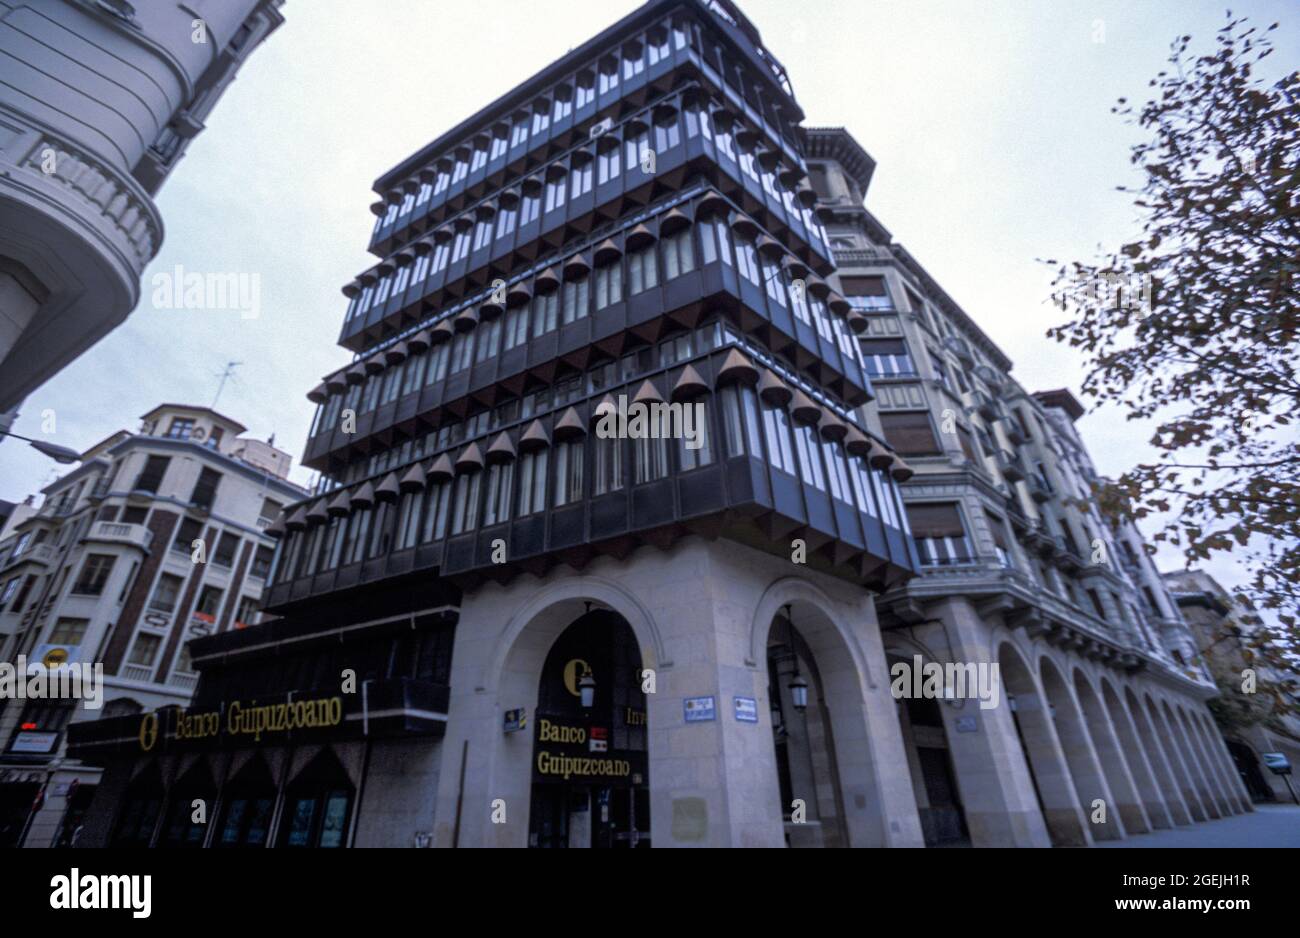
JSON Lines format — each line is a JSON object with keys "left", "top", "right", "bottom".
{"left": 1037, "top": 655, "right": 1123, "bottom": 840}
{"left": 756, "top": 588, "right": 921, "bottom": 847}
{"left": 483, "top": 573, "right": 668, "bottom": 691}
{"left": 1071, "top": 667, "right": 1149, "bottom": 834}
{"left": 1123, "top": 685, "right": 1191, "bottom": 824}
{"left": 1196, "top": 711, "right": 1254, "bottom": 811}
{"left": 746, "top": 575, "right": 879, "bottom": 689}
{"left": 995, "top": 640, "right": 1088, "bottom": 845}
{"left": 1161, "top": 699, "right": 1222, "bottom": 819}
{"left": 1099, "top": 676, "right": 1173, "bottom": 828}
{"left": 1175, "top": 706, "right": 1232, "bottom": 816}
{"left": 1145, "top": 694, "right": 1208, "bottom": 821}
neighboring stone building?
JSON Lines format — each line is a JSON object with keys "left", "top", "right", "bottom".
{"left": 1163, "top": 569, "right": 1300, "bottom": 804}
{"left": 807, "top": 125, "right": 1253, "bottom": 846}
{"left": 0, "top": 404, "right": 304, "bottom": 847}
{"left": 0, "top": 0, "right": 286, "bottom": 412}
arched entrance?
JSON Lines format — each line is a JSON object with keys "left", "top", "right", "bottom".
{"left": 527, "top": 607, "right": 650, "bottom": 848}
{"left": 1226, "top": 740, "right": 1273, "bottom": 802}
{"left": 765, "top": 605, "right": 849, "bottom": 848}
{"left": 885, "top": 648, "right": 969, "bottom": 847}
{"left": 997, "top": 643, "right": 1088, "bottom": 846}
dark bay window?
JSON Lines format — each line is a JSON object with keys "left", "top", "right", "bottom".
{"left": 425, "top": 342, "right": 450, "bottom": 386}
{"left": 449, "top": 330, "right": 474, "bottom": 373}
{"left": 554, "top": 441, "right": 584, "bottom": 505}
{"left": 677, "top": 401, "right": 714, "bottom": 471}
{"left": 344, "top": 510, "right": 371, "bottom": 564}
{"left": 520, "top": 189, "right": 540, "bottom": 225}
{"left": 793, "top": 424, "right": 825, "bottom": 489}
{"left": 483, "top": 463, "right": 514, "bottom": 526}
{"left": 394, "top": 492, "right": 422, "bottom": 549}
{"left": 625, "top": 126, "right": 649, "bottom": 171}
{"left": 734, "top": 236, "right": 760, "bottom": 284}
{"left": 880, "top": 411, "right": 942, "bottom": 456}
{"left": 821, "top": 440, "right": 853, "bottom": 503}
{"left": 662, "top": 227, "right": 694, "bottom": 279}
{"left": 908, "top": 503, "right": 973, "bottom": 566}
{"left": 628, "top": 246, "right": 658, "bottom": 295}
{"left": 533, "top": 288, "right": 560, "bottom": 335}
{"left": 420, "top": 481, "right": 452, "bottom": 542}
{"left": 134, "top": 455, "right": 170, "bottom": 493}
{"left": 450, "top": 472, "right": 482, "bottom": 535}
{"left": 569, "top": 154, "right": 593, "bottom": 197}
{"left": 368, "top": 501, "right": 396, "bottom": 557}
{"left": 593, "top": 435, "right": 624, "bottom": 495}
{"left": 516, "top": 451, "right": 548, "bottom": 516}
{"left": 503, "top": 306, "right": 529, "bottom": 351}
{"left": 71, "top": 554, "right": 115, "bottom": 595}
{"left": 564, "top": 275, "right": 591, "bottom": 322}
{"left": 594, "top": 262, "right": 621, "bottom": 310}
{"left": 761, "top": 402, "right": 798, "bottom": 475}
{"left": 544, "top": 172, "right": 566, "bottom": 212}
{"left": 719, "top": 385, "right": 764, "bottom": 458}
{"left": 598, "top": 139, "right": 620, "bottom": 183}
{"left": 699, "top": 215, "right": 732, "bottom": 266}
{"left": 475, "top": 317, "right": 501, "bottom": 363}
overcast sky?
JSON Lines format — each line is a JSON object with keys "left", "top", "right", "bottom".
{"left": 2, "top": 0, "right": 1294, "bottom": 596}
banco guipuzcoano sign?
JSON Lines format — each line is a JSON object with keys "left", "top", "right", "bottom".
{"left": 138, "top": 696, "right": 344, "bottom": 751}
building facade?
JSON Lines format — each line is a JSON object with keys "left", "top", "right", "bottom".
{"left": 66, "top": 0, "right": 1254, "bottom": 849}
{"left": 807, "top": 126, "right": 1253, "bottom": 845}
{"left": 1163, "top": 569, "right": 1300, "bottom": 804}
{"left": 0, "top": 404, "right": 304, "bottom": 847}
{"left": 0, "top": 0, "right": 285, "bottom": 412}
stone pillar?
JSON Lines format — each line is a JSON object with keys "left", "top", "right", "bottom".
{"left": 1148, "top": 700, "right": 1210, "bottom": 821}
{"left": 1040, "top": 668, "right": 1126, "bottom": 841}
{"left": 1178, "top": 709, "right": 1233, "bottom": 816}
{"left": 1074, "top": 675, "right": 1150, "bottom": 834}
{"left": 1196, "top": 713, "right": 1253, "bottom": 813}
{"left": 1102, "top": 685, "right": 1174, "bottom": 829}
{"left": 920, "top": 601, "right": 1052, "bottom": 847}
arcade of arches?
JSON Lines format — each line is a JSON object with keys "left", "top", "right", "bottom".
{"left": 431, "top": 540, "right": 1248, "bottom": 848}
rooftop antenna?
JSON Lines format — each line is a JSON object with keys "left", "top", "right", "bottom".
{"left": 211, "top": 361, "right": 243, "bottom": 409}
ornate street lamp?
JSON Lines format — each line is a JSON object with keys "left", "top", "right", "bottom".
{"left": 784, "top": 604, "right": 809, "bottom": 712}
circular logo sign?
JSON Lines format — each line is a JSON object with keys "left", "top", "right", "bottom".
{"left": 41, "top": 647, "right": 69, "bottom": 668}
{"left": 138, "top": 712, "right": 159, "bottom": 752}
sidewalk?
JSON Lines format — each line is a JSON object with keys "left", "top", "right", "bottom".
{"left": 1095, "top": 803, "right": 1300, "bottom": 847}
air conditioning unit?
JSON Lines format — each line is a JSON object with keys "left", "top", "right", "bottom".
{"left": 589, "top": 118, "right": 614, "bottom": 140}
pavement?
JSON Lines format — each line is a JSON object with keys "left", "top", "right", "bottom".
{"left": 1095, "top": 803, "right": 1300, "bottom": 848}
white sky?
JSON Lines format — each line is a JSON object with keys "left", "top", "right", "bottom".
{"left": 3, "top": 0, "right": 1295, "bottom": 597}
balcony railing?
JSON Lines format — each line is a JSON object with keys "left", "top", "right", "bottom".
{"left": 84, "top": 521, "right": 154, "bottom": 552}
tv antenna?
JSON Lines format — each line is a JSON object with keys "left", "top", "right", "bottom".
{"left": 211, "top": 361, "right": 243, "bottom": 409}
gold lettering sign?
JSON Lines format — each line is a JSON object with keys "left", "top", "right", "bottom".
{"left": 562, "top": 658, "right": 591, "bottom": 698}
{"left": 536, "top": 751, "right": 631, "bottom": 781}
{"left": 136, "top": 696, "right": 345, "bottom": 749}
{"left": 537, "top": 718, "right": 586, "bottom": 745}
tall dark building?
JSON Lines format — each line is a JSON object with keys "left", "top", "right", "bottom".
{"left": 69, "top": 0, "right": 930, "bottom": 849}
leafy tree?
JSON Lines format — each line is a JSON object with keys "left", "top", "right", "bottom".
{"left": 1045, "top": 15, "right": 1300, "bottom": 664}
